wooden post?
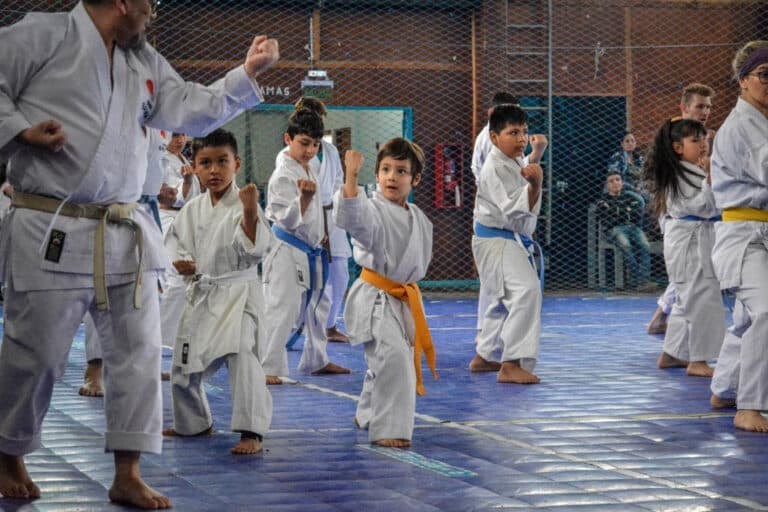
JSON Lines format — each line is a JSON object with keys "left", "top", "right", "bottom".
{"left": 624, "top": 6, "right": 633, "bottom": 129}
{"left": 312, "top": 8, "right": 321, "bottom": 64}
{"left": 471, "top": 12, "right": 479, "bottom": 140}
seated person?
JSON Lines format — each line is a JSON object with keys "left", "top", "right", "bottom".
{"left": 595, "top": 171, "right": 656, "bottom": 290}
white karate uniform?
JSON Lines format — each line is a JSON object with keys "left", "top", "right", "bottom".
{"left": 162, "top": 150, "right": 201, "bottom": 208}
{"left": 472, "top": 125, "right": 530, "bottom": 330}
{"left": 0, "top": 3, "right": 264, "bottom": 455}
{"left": 84, "top": 127, "right": 167, "bottom": 361}
{"left": 711, "top": 97, "right": 768, "bottom": 411}
{"left": 473, "top": 146, "right": 542, "bottom": 371}
{"left": 661, "top": 162, "right": 724, "bottom": 361}
{"left": 262, "top": 153, "right": 330, "bottom": 376}
{"left": 334, "top": 189, "right": 433, "bottom": 442}
{"left": 168, "top": 184, "right": 272, "bottom": 436}
{"left": 711, "top": 300, "right": 751, "bottom": 400}
{"left": 274, "top": 143, "right": 350, "bottom": 331}
{"left": 317, "top": 141, "right": 352, "bottom": 328}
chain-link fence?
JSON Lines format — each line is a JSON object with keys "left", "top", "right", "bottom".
{"left": 3, "top": 0, "right": 765, "bottom": 293}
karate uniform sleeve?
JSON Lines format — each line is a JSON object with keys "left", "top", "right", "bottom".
{"left": 169, "top": 206, "right": 195, "bottom": 261}
{"left": 333, "top": 188, "right": 379, "bottom": 249}
{"left": 486, "top": 165, "right": 540, "bottom": 224}
{"left": 266, "top": 172, "right": 305, "bottom": 230}
{"left": 0, "top": 14, "right": 67, "bottom": 153}
{"left": 145, "top": 49, "right": 264, "bottom": 137}
{"left": 233, "top": 205, "right": 273, "bottom": 262}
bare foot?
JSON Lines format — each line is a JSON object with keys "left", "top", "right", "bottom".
{"left": 162, "top": 426, "right": 213, "bottom": 437}
{"left": 109, "top": 474, "right": 171, "bottom": 509}
{"left": 657, "top": 352, "right": 688, "bottom": 369}
{"left": 312, "top": 362, "right": 351, "bottom": 375}
{"left": 78, "top": 360, "right": 104, "bottom": 397}
{"left": 231, "top": 438, "right": 262, "bottom": 455}
{"left": 0, "top": 453, "right": 40, "bottom": 499}
{"left": 734, "top": 410, "right": 768, "bottom": 433}
{"left": 469, "top": 354, "right": 501, "bottom": 372}
{"left": 160, "top": 371, "right": 171, "bottom": 382}
{"left": 710, "top": 394, "right": 736, "bottom": 409}
{"left": 266, "top": 375, "right": 283, "bottom": 385}
{"left": 497, "top": 361, "right": 540, "bottom": 384}
{"left": 686, "top": 361, "right": 714, "bottom": 377}
{"left": 647, "top": 306, "right": 667, "bottom": 335}
{"left": 326, "top": 326, "right": 350, "bottom": 343}
{"left": 373, "top": 439, "right": 411, "bottom": 448}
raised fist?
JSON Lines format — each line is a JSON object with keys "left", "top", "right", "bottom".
{"left": 244, "top": 35, "right": 280, "bottom": 77}
{"left": 530, "top": 134, "right": 548, "bottom": 152}
{"left": 239, "top": 183, "right": 260, "bottom": 209}
{"left": 343, "top": 149, "right": 364, "bottom": 183}
{"left": 521, "top": 163, "right": 543, "bottom": 188}
{"left": 297, "top": 178, "right": 316, "bottom": 198}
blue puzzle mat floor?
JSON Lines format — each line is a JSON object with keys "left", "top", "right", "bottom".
{"left": 1, "top": 295, "right": 766, "bottom": 511}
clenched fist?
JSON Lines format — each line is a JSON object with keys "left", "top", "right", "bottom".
{"left": 297, "top": 178, "right": 316, "bottom": 198}
{"left": 173, "top": 260, "right": 197, "bottom": 276}
{"left": 244, "top": 35, "right": 280, "bottom": 77}
{"left": 238, "top": 183, "right": 260, "bottom": 210}
{"left": 521, "top": 163, "right": 543, "bottom": 188}
{"left": 17, "top": 120, "right": 67, "bottom": 152}
{"left": 344, "top": 149, "right": 364, "bottom": 183}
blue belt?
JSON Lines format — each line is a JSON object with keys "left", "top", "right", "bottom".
{"left": 473, "top": 222, "right": 545, "bottom": 290}
{"left": 678, "top": 214, "right": 722, "bottom": 222}
{"left": 138, "top": 194, "right": 162, "bottom": 230}
{"left": 271, "top": 225, "right": 329, "bottom": 348}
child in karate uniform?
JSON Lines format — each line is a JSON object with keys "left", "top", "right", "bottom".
{"left": 163, "top": 129, "right": 272, "bottom": 454}
{"left": 469, "top": 104, "right": 546, "bottom": 384}
{"left": 261, "top": 109, "right": 350, "bottom": 383}
{"left": 334, "top": 139, "right": 436, "bottom": 448}
{"left": 643, "top": 118, "right": 724, "bottom": 377}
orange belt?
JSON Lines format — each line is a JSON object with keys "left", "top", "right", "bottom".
{"left": 722, "top": 207, "right": 768, "bottom": 222}
{"left": 360, "top": 267, "right": 438, "bottom": 395}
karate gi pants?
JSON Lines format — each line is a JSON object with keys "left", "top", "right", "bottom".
{"left": 658, "top": 283, "right": 677, "bottom": 315}
{"left": 261, "top": 246, "right": 330, "bottom": 376}
{"left": 0, "top": 272, "right": 163, "bottom": 455}
{"left": 324, "top": 255, "right": 349, "bottom": 329}
{"left": 730, "top": 245, "right": 768, "bottom": 411}
{"left": 711, "top": 301, "right": 750, "bottom": 400}
{"left": 355, "top": 299, "right": 416, "bottom": 442}
{"left": 160, "top": 273, "right": 187, "bottom": 349}
{"left": 663, "top": 249, "right": 725, "bottom": 362}
{"left": 170, "top": 315, "right": 272, "bottom": 436}
{"left": 474, "top": 238, "right": 541, "bottom": 371}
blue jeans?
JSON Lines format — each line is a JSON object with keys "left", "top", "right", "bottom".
{"left": 606, "top": 225, "right": 651, "bottom": 287}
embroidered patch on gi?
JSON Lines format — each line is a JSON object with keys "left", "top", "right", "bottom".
{"left": 296, "top": 266, "right": 306, "bottom": 285}
{"left": 44, "top": 229, "right": 66, "bottom": 263}
{"left": 182, "top": 343, "right": 189, "bottom": 364}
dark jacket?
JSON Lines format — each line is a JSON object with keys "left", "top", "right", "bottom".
{"left": 595, "top": 191, "right": 644, "bottom": 232}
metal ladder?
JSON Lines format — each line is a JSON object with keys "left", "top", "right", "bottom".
{"left": 505, "top": 0, "right": 553, "bottom": 245}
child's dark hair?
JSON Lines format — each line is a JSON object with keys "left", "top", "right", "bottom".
{"left": 287, "top": 108, "right": 324, "bottom": 139}
{"left": 491, "top": 92, "right": 519, "bottom": 108}
{"left": 489, "top": 104, "right": 528, "bottom": 134}
{"left": 375, "top": 138, "right": 425, "bottom": 181}
{"left": 294, "top": 97, "right": 327, "bottom": 117}
{"left": 643, "top": 118, "right": 707, "bottom": 217}
{"left": 191, "top": 128, "right": 238, "bottom": 159}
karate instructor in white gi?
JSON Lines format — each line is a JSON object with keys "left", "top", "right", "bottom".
{"left": 0, "top": 0, "right": 278, "bottom": 508}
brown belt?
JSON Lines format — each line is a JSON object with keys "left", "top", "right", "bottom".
{"left": 11, "top": 191, "right": 144, "bottom": 311}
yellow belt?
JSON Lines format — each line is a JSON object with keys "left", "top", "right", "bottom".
{"left": 11, "top": 191, "right": 144, "bottom": 311}
{"left": 360, "top": 267, "right": 438, "bottom": 396}
{"left": 722, "top": 207, "right": 768, "bottom": 222}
